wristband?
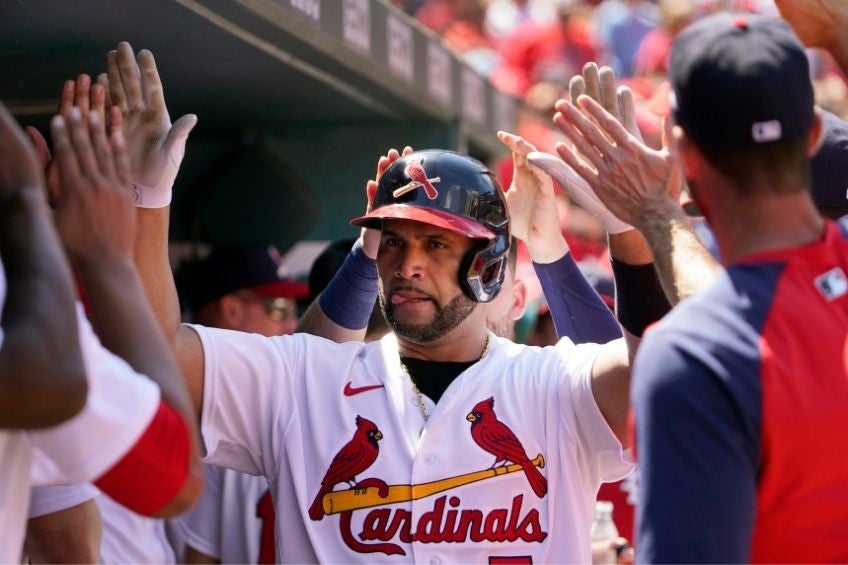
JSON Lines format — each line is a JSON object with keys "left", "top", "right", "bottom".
{"left": 131, "top": 132, "right": 189, "bottom": 208}
{"left": 130, "top": 182, "right": 172, "bottom": 209}
{"left": 318, "top": 239, "right": 378, "bottom": 329}
{"left": 611, "top": 258, "right": 671, "bottom": 337}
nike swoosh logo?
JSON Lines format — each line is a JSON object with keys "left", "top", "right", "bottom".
{"left": 344, "top": 382, "right": 385, "bottom": 396}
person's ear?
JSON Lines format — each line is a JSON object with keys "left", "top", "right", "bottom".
{"left": 510, "top": 278, "right": 527, "bottom": 321}
{"left": 807, "top": 106, "right": 825, "bottom": 157}
{"left": 675, "top": 126, "right": 705, "bottom": 179}
{"left": 218, "top": 294, "right": 246, "bottom": 329}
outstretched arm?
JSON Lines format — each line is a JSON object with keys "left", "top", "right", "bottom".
{"left": 0, "top": 102, "right": 87, "bottom": 429}
{"left": 551, "top": 93, "right": 720, "bottom": 305}
{"left": 102, "top": 42, "right": 205, "bottom": 411}
{"left": 497, "top": 131, "right": 621, "bottom": 345}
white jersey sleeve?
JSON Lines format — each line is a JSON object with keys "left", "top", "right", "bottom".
{"left": 28, "top": 483, "right": 100, "bottom": 518}
{"left": 97, "top": 494, "right": 176, "bottom": 564}
{"left": 552, "top": 337, "right": 633, "bottom": 485}
{"left": 27, "top": 305, "right": 160, "bottom": 486}
{"left": 189, "top": 324, "right": 307, "bottom": 478}
{"left": 0, "top": 431, "right": 33, "bottom": 563}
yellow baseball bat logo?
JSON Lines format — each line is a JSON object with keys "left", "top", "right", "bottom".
{"left": 322, "top": 454, "right": 545, "bottom": 515}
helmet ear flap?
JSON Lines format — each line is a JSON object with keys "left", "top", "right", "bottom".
{"left": 460, "top": 241, "right": 508, "bottom": 303}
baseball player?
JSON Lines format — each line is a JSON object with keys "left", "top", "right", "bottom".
{"left": 134, "top": 139, "right": 651, "bottom": 561}
{"left": 0, "top": 97, "right": 201, "bottom": 561}
{"left": 551, "top": 13, "right": 848, "bottom": 562}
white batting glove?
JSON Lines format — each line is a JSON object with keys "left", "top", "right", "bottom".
{"left": 528, "top": 151, "right": 634, "bottom": 235}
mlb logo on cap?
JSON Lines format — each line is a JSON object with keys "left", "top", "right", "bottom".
{"left": 752, "top": 120, "right": 782, "bottom": 143}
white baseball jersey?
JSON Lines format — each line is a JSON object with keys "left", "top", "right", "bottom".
{"left": 176, "top": 464, "right": 273, "bottom": 563}
{"left": 98, "top": 494, "right": 176, "bottom": 564}
{"left": 29, "top": 484, "right": 100, "bottom": 518}
{"left": 192, "top": 325, "right": 632, "bottom": 564}
{"left": 0, "top": 259, "right": 161, "bottom": 562}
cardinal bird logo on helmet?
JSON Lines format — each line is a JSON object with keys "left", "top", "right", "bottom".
{"left": 392, "top": 159, "right": 441, "bottom": 200}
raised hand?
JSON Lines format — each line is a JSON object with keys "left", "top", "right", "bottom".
{"left": 551, "top": 95, "right": 682, "bottom": 231}
{"left": 527, "top": 151, "right": 633, "bottom": 235}
{"left": 568, "top": 62, "right": 643, "bottom": 142}
{"left": 0, "top": 103, "right": 44, "bottom": 201}
{"left": 50, "top": 108, "right": 135, "bottom": 267}
{"left": 775, "top": 0, "right": 848, "bottom": 74}
{"left": 775, "top": 0, "right": 848, "bottom": 50}
{"left": 516, "top": 64, "right": 639, "bottom": 235}
{"left": 496, "top": 131, "right": 567, "bottom": 263}
{"left": 106, "top": 42, "right": 196, "bottom": 208}
{"left": 25, "top": 75, "right": 120, "bottom": 205}
{"left": 360, "top": 146, "right": 413, "bottom": 258}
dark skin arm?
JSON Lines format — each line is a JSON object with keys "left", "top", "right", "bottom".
{"left": 183, "top": 545, "right": 220, "bottom": 564}
{"left": 24, "top": 499, "right": 101, "bottom": 564}
{"left": 0, "top": 102, "right": 87, "bottom": 429}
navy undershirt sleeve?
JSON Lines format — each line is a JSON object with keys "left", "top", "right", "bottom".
{"left": 318, "top": 240, "right": 378, "bottom": 329}
{"left": 632, "top": 327, "right": 760, "bottom": 563}
{"left": 533, "top": 253, "right": 622, "bottom": 344}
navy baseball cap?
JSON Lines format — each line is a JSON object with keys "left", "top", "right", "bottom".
{"left": 669, "top": 13, "right": 815, "bottom": 149}
{"left": 182, "top": 244, "right": 308, "bottom": 311}
{"left": 811, "top": 110, "right": 848, "bottom": 209}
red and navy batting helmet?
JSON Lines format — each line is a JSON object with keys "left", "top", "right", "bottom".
{"left": 350, "top": 150, "right": 510, "bottom": 303}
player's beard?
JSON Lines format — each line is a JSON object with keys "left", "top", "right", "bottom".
{"left": 380, "top": 290, "right": 476, "bottom": 343}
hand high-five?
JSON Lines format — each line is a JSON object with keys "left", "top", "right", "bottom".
{"left": 496, "top": 131, "right": 568, "bottom": 263}
{"left": 542, "top": 63, "right": 683, "bottom": 231}
{"left": 524, "top": 63, "right": 637, "bottom": 235}
{"left": 25, "top": 75, "right": 122, "bottom": 205}
{"left": 50, "top": 108, "right": 134, "bottom": 266}
{"left": 106, "top": 42, "right": 196, "bottom": 208}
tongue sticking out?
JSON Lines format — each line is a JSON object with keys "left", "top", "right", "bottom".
{"left": 391, "top": 292, "right": 430, "bottom": 305}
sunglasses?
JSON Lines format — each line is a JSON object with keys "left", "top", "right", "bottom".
{"left": 236, "top": 291, "right": 297, "bottom": 321}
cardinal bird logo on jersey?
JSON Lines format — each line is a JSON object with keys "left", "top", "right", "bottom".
{"left": 309, "top": 415, "right": 383, "bottom": 520}
{"left": 467, "top": 397, "right": 548, "bottom": 498}
{"left": 392, "top": 159, "right": 441, "bottom": 200}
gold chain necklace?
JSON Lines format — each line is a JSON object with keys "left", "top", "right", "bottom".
{"left": 401, "top": 333, "right": 492, "bottom": 426}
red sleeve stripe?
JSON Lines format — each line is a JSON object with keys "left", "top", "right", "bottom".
{"left": 94, "top": 401, "right": 190, "bottom": 516}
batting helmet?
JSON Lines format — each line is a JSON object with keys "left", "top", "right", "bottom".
{"left": 350, "top": 150, "right": 510, "bottom": 303}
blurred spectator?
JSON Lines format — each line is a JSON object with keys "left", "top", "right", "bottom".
{"left": 633, "top": 0, "right": 694, "bottom": 80}
{"left": 493, "top": 0, "right": 598, "bottom": 96}
{"left": 442, "top": 0, "right": 501, "bottom": 76}
{"left": 604, "top": 0, "right": 658, "bottom": 77}
{"left": 485, "top": 0, "right": 557, "bottom": 40}
{"left": 179, "top": 244, "right": 308, "bottom": 336}
{"left": 414, "top": 0, "right": 457, "bottom": 34}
